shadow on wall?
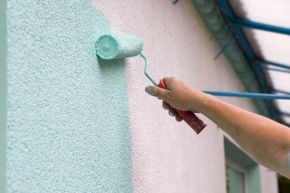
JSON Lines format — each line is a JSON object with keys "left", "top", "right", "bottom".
{"left": 279, "top": 175, "right": 290, "bottom": 193}
{"left": 98, "top": 58, "right": 126, "bottom": 76}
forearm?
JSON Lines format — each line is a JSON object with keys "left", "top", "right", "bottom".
{"left": 195, "top": 92, "right": 290, "bottom": 178}
{"left": 145, "top": 78, "right": 290, "bottom": 177}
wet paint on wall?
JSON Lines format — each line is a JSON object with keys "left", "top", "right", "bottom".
{"left": 6, "top": 1, "right": 133, "bottom": 192}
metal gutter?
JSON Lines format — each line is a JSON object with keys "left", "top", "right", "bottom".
{"left": 189, "top": 0, "right": 271, "bottom": 117}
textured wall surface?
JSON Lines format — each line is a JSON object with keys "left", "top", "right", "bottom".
{"left": 0, "top": 0, "right": 7, "bottom": 192}
{"left": 94, "top": 1, "right": 278, "bottom": 193}
{"left": 6, "top": 0, "right": 279, "bottom": 193}
{"left": 7, "top": 0, "right": 132, "bottom": 192}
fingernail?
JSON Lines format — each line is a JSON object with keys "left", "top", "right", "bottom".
{"left": 145, "top": 86, "right": 156, "bottom": 96}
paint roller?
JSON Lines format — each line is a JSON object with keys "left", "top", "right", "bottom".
{"left": 95, "top": 33, "right": 206, "bottom": 134}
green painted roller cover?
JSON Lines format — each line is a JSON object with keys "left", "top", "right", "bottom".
{"left": 96, "top": 34, "right": 143, "bottom": 60}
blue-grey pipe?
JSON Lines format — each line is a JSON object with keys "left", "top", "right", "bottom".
{"left": 260, "top": 59, "right": 290, "bottom": 70}
{"left": 234, "top": 18, "right": 290, "bottom": 35}
{"left": 203, "top": 91, "right": 290, "bottom": 100}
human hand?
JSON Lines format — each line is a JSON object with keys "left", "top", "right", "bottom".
{"left": 145, "top": 77, "right": 205, "bottom": 120}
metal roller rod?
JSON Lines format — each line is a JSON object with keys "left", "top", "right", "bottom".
{"left": 203, "top": 91, "right": 290, "bottom": 100}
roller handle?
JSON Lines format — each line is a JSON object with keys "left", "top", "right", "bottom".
{"left": 158, "top": 79, "right": 206, "bottom": 134}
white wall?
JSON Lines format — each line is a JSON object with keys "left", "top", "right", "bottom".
{"left": 260, "top": 166, "right": 279, "bottom": 193}
{"left": 94, "top": 1, "right": 278, "bottom": 192}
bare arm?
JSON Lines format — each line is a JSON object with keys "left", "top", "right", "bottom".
{"left": 145, "top": 77, "right": 290, "bottom": 178}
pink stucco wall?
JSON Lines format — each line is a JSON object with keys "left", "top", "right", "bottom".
{"left": 93, "top": 1, "right": 278, "bottom": 193}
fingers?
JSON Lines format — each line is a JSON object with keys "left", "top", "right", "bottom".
{"left": 169, "top": 108, "right": 183, "bottom": 122}
{"left": 162, "top": 101, "right": 169, "bottom": 110}
{"left": 145, "top": 77, "right": 183, "bottom": 122}
{"left": 163, "top": 101, "right": 183, "bottom": 122}
{"left": 145, "top": 86, "right": 169, "bottom": 101}
{"left": 175, "top": 116, "right": 183, "bottom": 122}
{"left": 145, "top": 77, "right": 175, "bottom": 100}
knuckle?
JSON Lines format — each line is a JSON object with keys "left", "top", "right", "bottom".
{"left": 155, "top": 88, "right": 161, "bottom": 97}
{"left": 163, "top": 91, "right": 171, "bottom": 101}
{"left": 163, "top": 77, "right": 170, "bottom": 84}
{"left": 164, "top": 77, "right": 173, "bottom": 83}
{"left": 164, "top": 76, "right": 170, "bottom": 80}
{"left": 165, "top": 77, "right": 176, "bottom": 90}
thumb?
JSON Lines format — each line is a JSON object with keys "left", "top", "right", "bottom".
{"left": 145, "top": 86, "right": 169, "bottom": 100}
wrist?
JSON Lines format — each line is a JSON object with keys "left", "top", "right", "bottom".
{"left": 188, "top": 90, "right": 210, "bottom": 114}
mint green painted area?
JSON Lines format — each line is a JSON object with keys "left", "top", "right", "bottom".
{"left": 247, "top": 165, "right": 262, "bottom": 193}
{"left": 96, "top": 34, "right": 143, "bottom": 59}
{"left": 224, "top": 138, "right": 255, "bottom": 168}
{"left": 224, "top": 138, "right": 261, "bottom": 193}
{"left": 227, "top": 167, "right": 245, "bottom": 193}
{"left": 7, "top": 1, "right": 132, "bottom": 193}
{"left": 0, "top": 0, "right": 7, "bottom": 192}
{"left": 190, "top": 0, "right": 270, "bottom": 117}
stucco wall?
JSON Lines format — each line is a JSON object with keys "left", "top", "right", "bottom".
{"left": 4, "top": 0, "right": 279, "bottom": 193}
{"left": 260, "top": 166, "right": 279, "bottom": 193}
{"left": 95, "top": 1, "right": 278, "bottom": 193}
